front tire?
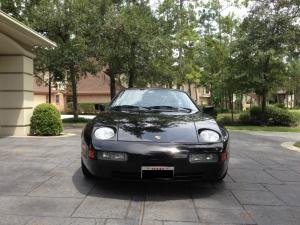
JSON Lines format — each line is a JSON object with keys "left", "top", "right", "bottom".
{"left": 81, "top": 159, "right": 93, "bottom": 179}
{"left": 217, "top": 169, "right": 227, "bottom": 182}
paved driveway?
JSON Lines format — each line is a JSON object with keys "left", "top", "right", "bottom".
{"left": 0, "top": 128, "right": 299, "bottom": 225}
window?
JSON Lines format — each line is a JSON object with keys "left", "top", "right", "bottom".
{"left": 55, "top": 95, "right": 60, "bottom": 104}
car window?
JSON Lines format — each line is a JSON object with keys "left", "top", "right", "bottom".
{"left": 110, "top": 89, "right": 198, "bottom": 112}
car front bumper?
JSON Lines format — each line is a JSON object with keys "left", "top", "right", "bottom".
{"left": 81, "top": 141, "right": 229, "bottom": 181}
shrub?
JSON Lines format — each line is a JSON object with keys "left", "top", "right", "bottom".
{"left": 30, "top": 103, "right": 63, "bottom": 136}
{"left": 249, "top": 105, "right": 262, "bottom": 123}
{"left": 79, "top": 103, "right": 96, "bottom": 114}
{"left": 239, "top": 111, "right": 252, "bottom": 124}
{"left": 266, "top": 105, "right": 297, "bottom": 127}
{"left": 66, "top": 102, "right": 110, "bottom": 114}
{"left": 217, "top": 116, "right": 236, "bottom": 125}
{"left": 62, "top": 117, "right": 91, "bottom": 123}
{"left": 273, "top": 103, "right": 286, "bottom": 109}
{"left": 239, "top": 105, "right": 297, "bottom": 127}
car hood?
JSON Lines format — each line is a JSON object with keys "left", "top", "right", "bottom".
{"left": 92, "top": 111, "right": 221, "bottom": 143}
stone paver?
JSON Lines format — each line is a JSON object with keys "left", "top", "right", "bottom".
{"left": 0, "top": 128, "right": 299, "bottom": 225}
{"left": 231, "top": 190, "right": 283, "bottom": 206}
{"left": 244, "top": 205, "right": 299, "bottom": 225}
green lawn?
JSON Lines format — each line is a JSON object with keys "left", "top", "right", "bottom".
{"left": 217, "top": 112, "right": 240, "bottom": 121}
{"left": 294, "top": 142, "right": 300, "bottom": 148}
{"left": 226, "top": 125, "right": 300, "bottom": 132}
{"left": 289, "top": 109, "right": 300, "bottom": 118}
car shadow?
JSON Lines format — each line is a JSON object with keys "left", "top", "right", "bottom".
{"left": 72, "top": 168, "right": 224, "bottom": 201}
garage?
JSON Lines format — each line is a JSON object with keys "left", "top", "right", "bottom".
{"left": 0, "top": 10, "right": 55, "bottom": 136}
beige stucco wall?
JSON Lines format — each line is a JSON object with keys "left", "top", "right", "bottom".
{"left": 33, "top": 94, "right": 47, "bottom": 107}
{"left": 0, "top": 55, "right": 34, "bottom": 136}
{"left": 33, "top": 93, "right": 111, "bottom": 113}
{"left": 78, "top": 95, "right": 111, "bottom": 104}
{"left": 181, "top": 83, "right": 211, "bottom": 105}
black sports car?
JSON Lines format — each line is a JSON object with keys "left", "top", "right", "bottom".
{"left": 81, "top": 88, "right": 229, "bottom": 181}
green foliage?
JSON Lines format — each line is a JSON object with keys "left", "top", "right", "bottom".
{"left": 273, "top": 103, "right": 286, "bottom": 109}
{"left": 239, "top": 106, "right": 297, "bottom": 127}
{"left": 233, "top": 0, "right": 300, "bottom": 115}
{"left": 239, "top": 111, "right": 251, "bottom": 124}
{"left": 30, "top": 103, "right": 63, "bottom": 136}
{"left": 294, "top": 142, "right": 300, "bottom": 148}
{"left": 226, "top": 125, "right": 300, "bottom": 133}
{"left": 62, "top": 117, "right": 91, "bottom": 123}
{"left": 79, "top": 103, "right": 96, "bottom": 114}
{"left": 2, "top": 0, "right": 299, "bottom": 114}
{"left": 217, "top": 116, "right": 237, "bottom": 126}
{"left": 66, "top": 102, "right": 110, "bottom": 114}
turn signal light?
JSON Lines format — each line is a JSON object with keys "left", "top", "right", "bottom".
{"left": 88, "top": 147, "right": 96, "bottom": 159}
{"left": 220, "top": 152, "right": 227, "bottom": 161}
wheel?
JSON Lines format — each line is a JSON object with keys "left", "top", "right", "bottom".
{"left": 217, "top": 169, "right": 227, "bottom": 182}
{"left": 81, "top": 159, "right": 93, "bottom": 179}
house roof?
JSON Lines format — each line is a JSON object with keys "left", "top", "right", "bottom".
{"left": 76, "top": 73, "right": 124, "bottom": 95}
{"left": 33, "top": 72, "right": 124, "bottom": 95}
{"left": 0, "top": 10, "right": 56, "bottom": 48}
{"left": 33, "top": 80, "right": 49, "bottom": 94}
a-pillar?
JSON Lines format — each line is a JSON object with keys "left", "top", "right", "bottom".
{"left": 0, "top": 55, "right": 34, "bottom": 136}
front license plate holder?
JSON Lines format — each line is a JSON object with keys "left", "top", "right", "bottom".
{"left": 141, "top": 166, "right": 174, "bottom": 179}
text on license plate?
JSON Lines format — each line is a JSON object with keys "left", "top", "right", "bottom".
{"left": 141, "top": 166, "right": 174, "bottom": 171}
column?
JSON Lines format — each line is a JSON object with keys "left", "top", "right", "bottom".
{"left": 0, "top": 55, "right": 34, "bottom": 136}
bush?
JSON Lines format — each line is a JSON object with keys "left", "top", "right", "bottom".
{"left": 30, "top": 103, "right": 63, "bottom": 136}
{"left": 239, "top": 111, "right": 252, "bottom": 124}
{"left": 238, "top": 105, "right": 297, "bottom": 127}
{"left": 266, "top": 105, "right": 297, "bottom": 126}
{"left": 66, "top": 102, "right": 110, "bottom": 114}
{"left": 273, "top": 103, "right": 286, "bottom": 109}
{"left": 217, "top": 116, "right": 237, "bottom": 125}
{"left": 79, "top": 103, "right": 96, "bottom": 114}
{"left": 62, "top": 117, "right": 91, "bottom": 123}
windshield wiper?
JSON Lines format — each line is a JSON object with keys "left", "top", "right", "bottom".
{"left": 110, "top": 105, "right": 149, "bottom": 112}
{"left": 147, "top": 106, "right": 192, "bottom": 112}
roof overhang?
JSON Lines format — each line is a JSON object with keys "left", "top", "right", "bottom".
{"left": 0, "top": 10, "right": 56, "bottom": 48}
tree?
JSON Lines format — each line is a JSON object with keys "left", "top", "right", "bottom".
{"left": 88, "top": 0, "right": 160, "bottom": 97}
{"left": 197, "top": 0, "right": 239, "bottom": 107}
{"left": 156, "top": 0, "right": 200, "bottom": 89}
{"left": 31, "top": 0, "right": 98, "bottom": 119}
{"left": 234, "top": 0, "right": 300, "bottom": 122}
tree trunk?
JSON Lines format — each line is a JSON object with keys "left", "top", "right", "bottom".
{"left": 48, "top": 75, "right": 51, "bottom": 103}
{"left": 240, "top": 93, "right": 243, "bottom": 111}
{"left": 128, "top": 74, "right": 134, "bottom": 88}
{"left": 70, "top": 65, "right": 78, "bottom": 120}
{"left": 188, "top": 82, "right": 191, "bottom": 96}
{"left": 261, "top": 92, "right": 267, "bottom": 125}
{"left": 107, "top": 69, "right": 116, "bottom": 100}
{"left": 195, "top": 86, "right": 198, "bottom": 103}
{"left": 230, "top": 92, "right": 234, "bottom": 122}
{"left": 128, "top": 42, "right": 136, "bottom": 88}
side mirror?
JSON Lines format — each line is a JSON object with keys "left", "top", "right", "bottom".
{"left": 94, "top": 104, "right": 105, "bottom": 112}
{"left": 202, "top": 106, "right": 217, "bottom": 118}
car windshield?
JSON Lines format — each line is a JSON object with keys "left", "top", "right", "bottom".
{"left": 110, "top": 89, "right": 199, "bottom": 112}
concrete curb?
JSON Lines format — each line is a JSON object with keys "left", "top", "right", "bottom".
{"left": 8, "top": 133, "right": 77, "bottom": 138}
{"left": 281, "top": 142, "right": 300, "bottom": 152}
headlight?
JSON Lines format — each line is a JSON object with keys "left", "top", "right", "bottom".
{"left": 94, "top": 127, "right": 115, "bottom": 140}
{"left": 199, "top": 130, "right": 220, "bottom": 142}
